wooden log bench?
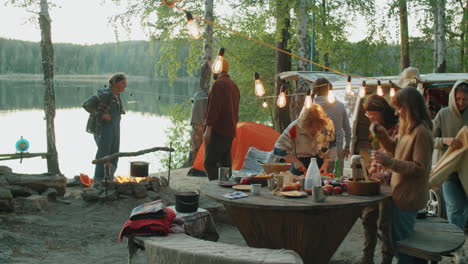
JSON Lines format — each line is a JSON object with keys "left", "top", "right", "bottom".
{"left": 396, "top": 217, "right": 465, "bottom": 264}
{"left": 128, "top": 233, "right": 303, "bottom": 264}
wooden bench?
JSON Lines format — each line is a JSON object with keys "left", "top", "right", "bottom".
{"left": 396, "top": 217, "right": 465, "bottom": 264}
{"left": 128, "top": 233, "right": 303, "bottom": 264}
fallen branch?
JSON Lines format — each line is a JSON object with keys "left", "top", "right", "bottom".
{"left": 0, "top": 153, "right": 50, "bottom": 161}
{"left": 92, "top": 146, "right": 174, "bottom": 164}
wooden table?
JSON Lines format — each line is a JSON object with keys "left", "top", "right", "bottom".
{"left": 201, "top": 181, "right": 392, "bottom": 264}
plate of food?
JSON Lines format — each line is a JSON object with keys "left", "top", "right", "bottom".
{"left": 280, "top": 191, "right": 308, "bottom": 198}
{"left": 218, "top": 181, "right": 237, "bottom": 187}
{"left": 232, "top": 184, "right": 251, "bottom": 191}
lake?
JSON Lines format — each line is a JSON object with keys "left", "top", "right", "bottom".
{"left": 0, "top": 74, "right": 196, "bottom": 178}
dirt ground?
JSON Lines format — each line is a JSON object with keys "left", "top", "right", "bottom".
{"left": 0, "top": 168, "right": 465, "bottom": 264}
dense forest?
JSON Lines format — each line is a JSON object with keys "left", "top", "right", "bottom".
{"left": 0, "top": 38, "right": 191, "bottom": 77}
{"left": 0, "top": 37, "right": 464, "bottom": 79}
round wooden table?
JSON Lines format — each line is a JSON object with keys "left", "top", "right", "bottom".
{"left": 201, "top": 181, "right": 392, "bottom": 264}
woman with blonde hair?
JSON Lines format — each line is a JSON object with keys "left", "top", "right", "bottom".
{"left": 274, "top": 104, "right": 336, "bottom": 175}
{"left": 371, "top": 88, "right": 433, "bottom": 264}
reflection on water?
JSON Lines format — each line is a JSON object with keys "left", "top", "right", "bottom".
{"left": 0, "top": 75, "right": 195, "bottom": 178}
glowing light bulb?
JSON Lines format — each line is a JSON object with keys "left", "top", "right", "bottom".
{"left": 262, "top": 99, "right": 268, "bottom": 108}
{"left": 254, "top": 72, "right": 265, "bottom": 97}
{"left": 186, "top": 12, "right": 201, "bottom": 39}
{"left": 277, "top": 90, "right": 287, "bottom": 108}
{"left": 345, "top": 75, "right": 352, "bottom": 95}
{"left": 360, "top": 81, "right": 366, "bottom": 98}
{"left": 212, "top": 47, "right": 225, "bottom": 74}
{"left": 304, "top": 89, "right": 312, "bottom": 109}
{"left": 377, "top": 80, "right": 384, "bottom": 96}
{"left": 389, "top": 80, "right": 395, "bottom": 97}
{"left": 328, "top": 90, "right": 336, "bottom": 103}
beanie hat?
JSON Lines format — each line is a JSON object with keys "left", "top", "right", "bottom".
{"left": 221, "top": 58, "right": 229, "bottom": 73}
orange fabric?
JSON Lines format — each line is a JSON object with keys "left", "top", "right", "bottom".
{"left": 192, "top": 121, "right": 280, "bottom": 171}
{"left": 80, "top": 173, "right": 94, "bottom": 187}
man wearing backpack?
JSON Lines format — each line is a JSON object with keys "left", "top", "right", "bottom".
{"left": 83, "top": 73, "right": 126, "bottom": 187}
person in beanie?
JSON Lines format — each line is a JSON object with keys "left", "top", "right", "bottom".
{"left": 203, "top": 59, "right": 240, "bottom": 181}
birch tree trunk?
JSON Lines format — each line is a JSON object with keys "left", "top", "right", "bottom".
{"left": 463, "top": 0, "right": 467, "bottom": 72}
{"left": 399, "top": 0, "right": 410, "bottom": 70}
{"left": 290, "top": 0, "right": 310, "bottom": 121}
{"left": 432, "top": 1, "right": 439, "bottom": 73}
{"left": 435, "top": 0, "right": 447, "bottom": 73}
{"left": 274, "top": 0, "right": 292, "bottom": 133}
{"left": 39, "top": 0, "right": 60, "bottom": 175}
{"left": 187, "top": 0, "right": 213, "bottom": 165}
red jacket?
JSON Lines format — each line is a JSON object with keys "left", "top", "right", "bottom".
{"left": 204, "top": 73, "right": 240, "bottom": 138}
{"left": 118, "top": 208, "right": 176, "bottom": 241}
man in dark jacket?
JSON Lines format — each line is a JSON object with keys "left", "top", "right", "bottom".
{"left": 203, "top": 59, "right": 240, "bottom": 181}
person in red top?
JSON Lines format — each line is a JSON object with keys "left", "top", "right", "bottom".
{"left": 203, "top": 59, "right": 240, "bottom": 181}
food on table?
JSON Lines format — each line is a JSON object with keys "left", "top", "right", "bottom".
{"left": 282, "top": 183, "right": 294, "bottom": 192}
{"left": 240, "top": 178, "right": 250, "bottom": 185}
{"left": 333, "top": 186, "right": 343, "bottom": 194}
{"left": 293, "top": 182, "right": 302, "bottom": 191}
{"left": 323, "top": 185, "right": 334, "bottom": 194}
{"left": 305, "top": 189, "right": 312, "bottom": 195}
{"left": 280, "top": 191, "right": 308, "bottom": 197}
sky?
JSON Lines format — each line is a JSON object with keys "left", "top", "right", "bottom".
{"left": 0, "top": 0, "right": 422, "bottom": 45}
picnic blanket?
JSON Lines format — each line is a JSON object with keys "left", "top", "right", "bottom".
{"left": 144, "top": 233, "right": 303, "bottom": 264}
{"left": 430, "top": 126, "right": 468, "bottom": 195}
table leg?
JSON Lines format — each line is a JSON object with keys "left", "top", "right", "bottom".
{"left": 224, "top": 205, "right": 364, "bottom": 264}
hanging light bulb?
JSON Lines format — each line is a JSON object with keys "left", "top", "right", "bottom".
{"left": 360, "top": 81, "right": 367, "bottom": 98}
{"left": 277, "top": 86, "right": 287, "bottom": 108}
{"left": 254, "top": 72, "right": 265, "bottom": 97}
{"left": 304, "top": 88, "right": 313, "bottom": 109}
{"left": 327, "top": 89, "right": 336, "bottom": 103}
{"left": 262, "top": 99, "right": 268, "bottom": 108}
{"left": 212, "top": 47, "right": 225, "bottom": 74}
{"left": 377, "top": 80, "right": 384, "bottom": 96}
{"left": 389, "top": 80, "right": 396, "bottom": 97}
{"left": 345, "top": 75, "right": 352, "bottom": 95}
{"left": 186, "top": 12, "right": 201, "bottom": 39}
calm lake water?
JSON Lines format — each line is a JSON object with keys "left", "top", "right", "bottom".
{"left": 0, "top": 74, "right": 196, "bottom": 178}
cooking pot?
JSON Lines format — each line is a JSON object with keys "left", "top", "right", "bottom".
{"left": 130, "top": 161, "right": 149, "bottom": 177}
{"left": 175, "top": 191, "right": 199, "bottom": 213}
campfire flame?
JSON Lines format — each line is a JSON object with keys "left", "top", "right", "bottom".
{"left": 114, "top": 176, "right": 151, "bottom": 183}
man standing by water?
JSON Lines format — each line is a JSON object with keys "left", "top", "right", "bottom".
{"left": 203, "top": 59, "right": 240, "bottom": 181}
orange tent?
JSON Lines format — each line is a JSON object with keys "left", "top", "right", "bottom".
{"left": 190, "top": 121, "right": 280, "bottom": 175}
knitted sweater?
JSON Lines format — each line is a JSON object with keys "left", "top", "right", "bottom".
{"left": 379, "top": 124, "right": 433, "bottom": 210}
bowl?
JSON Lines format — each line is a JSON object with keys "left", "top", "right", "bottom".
{"left": 261, "top": 163, "right": 292, "bottom": 174}
{"left": 346, "top": 179, "right": 380, "bottom": 196}
{"left": 250, "top": 174, "right": 272, "bottom": 186}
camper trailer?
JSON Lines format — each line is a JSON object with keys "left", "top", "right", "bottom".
{"left": 279, "top": 71, "right": 468, "bottom": 218}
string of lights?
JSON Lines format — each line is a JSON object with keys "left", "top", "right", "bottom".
{"left": 167, "top": 2, "right": 401, "bottom": 110}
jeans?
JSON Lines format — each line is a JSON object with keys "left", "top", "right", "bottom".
{"left": 442, "top": 176, "right": 468, "bottom": 230}
{"left": 391, "top": 207, "right": 417, "bottom": 264}
{"left": 203, "top": 132, "right": 234, "bottom": 181}
{"left": 94, "top": 101, "right": 120, "bottom": 183}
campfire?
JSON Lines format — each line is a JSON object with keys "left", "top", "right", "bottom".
{"left": 114, "top": 176, "right": 152, "bottom": 184}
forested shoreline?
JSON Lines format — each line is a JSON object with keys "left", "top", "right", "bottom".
{"left": 0, "top": 37, "right": 464, "bottom": 79}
